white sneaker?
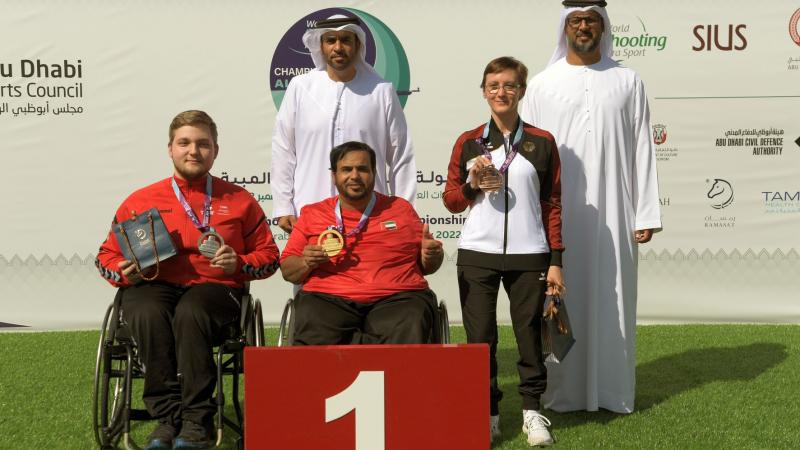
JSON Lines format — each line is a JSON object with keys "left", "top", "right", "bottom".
{"left": 522, "top": 410, "right": 553, "bottom": 447}
{"left": 490, "top": 415, "right": 501, "bottom": 443}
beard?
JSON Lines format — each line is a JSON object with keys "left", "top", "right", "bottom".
{"left": 327, "top": 52, "right": 353, "bottom": 71}
{"left": 338, "top": 180, "right": 374, "bottom": 202}
{"left": 569, "top": 31, "right": 602, "bottom": 54}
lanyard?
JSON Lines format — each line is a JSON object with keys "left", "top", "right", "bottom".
{"left": 171, "top": 175, "right": 212, "bottom": 232}
{"left": 476, "top": 118, "right": 524, "bottom": 174}
{"left": 333, "top": 193, "right": 376, "bottom": 237}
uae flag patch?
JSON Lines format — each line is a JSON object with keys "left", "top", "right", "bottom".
{"left": 381, "top": 220, "right": 397, "bottom": 231}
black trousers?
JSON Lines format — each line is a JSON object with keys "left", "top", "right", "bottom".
{"left": 120, "top": 282, "right": 240, "bottom": 428}
{"left": 292, "top": 289, "right": 437, "bottom": 345}
{"left": 457, "top": 266, "right": 547, "bottom": 414}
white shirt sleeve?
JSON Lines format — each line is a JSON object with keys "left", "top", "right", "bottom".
{"left": 271, "top": 80, "right": 299, "bottom": 218}
{"left": 383, "top": 87, "right": 417, "bottom": 205}
{"left": 519, "top": 82, "right": 537, "bottom": 125}
{"left": 632, "top": 76, "right": 662, "bottom": 231}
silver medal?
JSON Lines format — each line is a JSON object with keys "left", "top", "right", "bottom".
{"left": 197, "top": 231, "right": 224, "bottom": 259}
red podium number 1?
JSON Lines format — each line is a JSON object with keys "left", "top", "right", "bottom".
{"left": 326, "top": 371, "right": 385, "bottom": 450}
{"left": 245, "top": 345, "right": 489, "bottom": 449}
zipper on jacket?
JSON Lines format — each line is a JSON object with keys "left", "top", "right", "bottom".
{"left": 502, "top": 174, "right": 509, "bottom": 256}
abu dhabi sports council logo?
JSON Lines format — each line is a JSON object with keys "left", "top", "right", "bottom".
{"left": 653, "top": 124, "right": 667, "bottom": 145}
{"left": 269, "top": 8, "right": 413, "bottom": 110}
{"left": 707, "top": 179, "right": 734, "bottom": 209}
{"left": 791, "top": 8, "right": 800, "bottom": 47}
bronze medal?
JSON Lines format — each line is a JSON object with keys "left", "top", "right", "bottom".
{"left": 478, "top": 165, "right": 504, "bottom": 193}
{"left": 317, "top": 229, "right": 344, "bottom": 257}
{"left": 197, "top": 231, "right": 224, "bottom": 259}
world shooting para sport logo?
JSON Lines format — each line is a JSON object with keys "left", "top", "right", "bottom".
{"left": 268, "top": 8, "right": 414, "bottom": 110}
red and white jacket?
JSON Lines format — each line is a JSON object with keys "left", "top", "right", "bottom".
{"left": 96, "top": 174, "right": 280, "bottom": 288}
{"left": 443, "top": 120, "right": 564, "bottom": 270}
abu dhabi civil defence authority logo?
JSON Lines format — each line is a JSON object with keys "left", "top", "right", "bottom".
{"left": 707, "top": 179, "right": 734, "bottom": 209}
{"left": 269, "top": 8, "right": 413, "bottom": 110}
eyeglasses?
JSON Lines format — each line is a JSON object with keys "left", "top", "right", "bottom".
{"left": 566, "top": 16, "right": 600, "bottom": 28}
{"left": 485, "top": 83, "right": 521, "bottom": 94}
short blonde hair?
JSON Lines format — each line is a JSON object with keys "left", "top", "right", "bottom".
{"left": 168, "top": 110, "right": 218, "bottom": 145}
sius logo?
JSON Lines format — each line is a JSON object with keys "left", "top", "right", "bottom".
{"left": 653, "top": 124, "right": 667, "bottom": 145}
{"left": 707, "top": 179, "right": 734, "bottom": 209}
{"left": 692, "top": 24, "right": 747, "bottom": 51}
{"left": 791, "top": 9, "right": 800, "bottom": 47}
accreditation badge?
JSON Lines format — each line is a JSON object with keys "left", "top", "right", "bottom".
{"left": 317, "top": 228, "right": 344, "bottom": 257}
{"left": 197, "top": 230, "right": 225, "bottom": 259}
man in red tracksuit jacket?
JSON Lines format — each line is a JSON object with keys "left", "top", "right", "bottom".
{"left": 96, "top": 110, "right": 280, "bottom": 450}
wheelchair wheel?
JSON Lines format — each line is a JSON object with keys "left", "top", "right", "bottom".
{"left": 277, "top": 298, "right": 294, "bottom": 347}
{"left": 253, "top": 298, "right": 265, "bottom": 347}
{"left": 92, "top": 302, "right": 128, "bottom": 448}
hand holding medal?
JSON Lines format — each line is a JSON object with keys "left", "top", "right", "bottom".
{"left": 468, "top": 156, "right": 494, "bottom": 191}
{"left": 209, "top": 244, "right": 238, "bottom": 275}
{"left": 171, "top": 176, "right": 237, "bottom": 275}
{"left": 470, "top": 118, "right": 524, "bottom": 194}
{"left": 301, "top": 243, "right": 330, "bottom": 270}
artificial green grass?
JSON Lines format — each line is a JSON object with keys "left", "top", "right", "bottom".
{"left": 0, "top": 325, "right": 797, "bottom": 449}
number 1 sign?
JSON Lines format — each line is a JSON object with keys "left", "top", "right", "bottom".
{"left": 245, "top": 344, "right": 488, "bottom": 450}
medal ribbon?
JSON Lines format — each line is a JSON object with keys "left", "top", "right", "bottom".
{"left": 475, "top": 118, "right": 524, "bottom": 174}
{"left": 333, "top": 193, "right": 376, "bottom": 237}
{"left": 171, "top": 175, "right": 212, "bottom": 232}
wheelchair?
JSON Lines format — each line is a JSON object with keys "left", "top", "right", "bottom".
{"left": 92, "top": 286, "right": 264, "bottom": 450}
{"left": 277, "top": 295, "right": 451, "bottom": 346}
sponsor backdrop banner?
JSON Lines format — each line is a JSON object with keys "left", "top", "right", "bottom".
{"left": 1, "top": 0, "right": 799, "bottom": 329}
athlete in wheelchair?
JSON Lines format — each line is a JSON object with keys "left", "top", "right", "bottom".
{"left": 93, "top": 110, "right": 280, "bottom": 449}
{"left": 278, "top": 141, "right": 448, "bottom": 346}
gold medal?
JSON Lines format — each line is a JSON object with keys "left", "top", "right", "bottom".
{"left": 317, "top": 228, "right": 344, "bottom": 257}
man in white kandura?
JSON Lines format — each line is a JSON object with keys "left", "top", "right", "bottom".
{"left": 520, "top": 0, "right": 662, "bottom": 413}
{"left": 271, "top": 15, "right": 416, "bottom": 234}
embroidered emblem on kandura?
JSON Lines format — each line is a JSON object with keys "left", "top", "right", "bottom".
{"left": 523, "top": 141, "right": 535, "bottom": 153}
